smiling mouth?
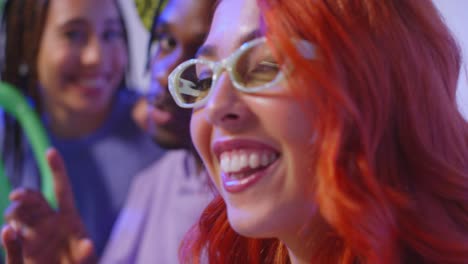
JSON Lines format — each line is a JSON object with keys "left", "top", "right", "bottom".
{"left": 78, "top": 77, "right": 107, "bottom": 88}
{"left": 219, "top": 149, "right": 280, "bottom": 192}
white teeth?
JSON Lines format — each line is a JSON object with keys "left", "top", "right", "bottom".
{"left": 239, "top": 152, "right": 248, "bottom": 171}
{"left": 230, "top": 154, "right": 240, "bottom": 172}
{"left": 249, "top": 153, "right": 260, "bottom": 169}
{"left": 220, "top": 153, "right": 230, "bottom": 172}
{"left": 219, "top": 150, "right": 278, "bottom": 174}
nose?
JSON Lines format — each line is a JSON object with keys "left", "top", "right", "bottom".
{"left": 204, "top": 73, "right": 253, "bottom": 132}
{"left": 81, "top": 36, "right": 102, "bottom": 66}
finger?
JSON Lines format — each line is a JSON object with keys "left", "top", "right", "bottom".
{"left": 9, "top": 188, "right": 29, "bottom": 201}
{"left": 46, "top": 148, "right": 76, "bottom": 213}
{"left": 72, "top": 238, "right": 97, "bottom": 264}
{"left": 4, "top": 191, "right": 53, "bottom": 227}
{"left": 17, "top": 214, "right": 67, "bottom": 261}
{"left": 1, "top": 225, "right": 23, "bottom": 264}
{"left": 21, "top": 224, "right": 63, "bottom": 262}
{"left": 8, "top": 188, "right": 51, "bottom": 212}
{"left": 4, "top": 203, "right": 48, "bottom": 228}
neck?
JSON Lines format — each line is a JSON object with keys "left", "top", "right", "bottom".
{"left": 288, "top": 248, "right": 312, "bottom": 264}
{"left": 284, "top": 232, "right": 315, "bottom": 264}
{"left": 45, "top": 103, "right": 112, "bottom": 139}
{"left": 282, "top": 214, "right": 334, "bottom": 264}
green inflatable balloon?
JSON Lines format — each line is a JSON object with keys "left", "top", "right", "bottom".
{"left": 0, "top": 82, "right": 57, "bottom": 235}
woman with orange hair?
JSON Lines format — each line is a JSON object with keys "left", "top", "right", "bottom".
{"left": 167, "top": 0, "right": 468, "bottom": 263}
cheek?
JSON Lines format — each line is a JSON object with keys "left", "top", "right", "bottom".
{"left": 120, "top": 47, "right": 129, "bottom": 67}
{"left": 287, "top": 110, "right": 314, "bottom": 156}
{"left": 262, "top": 98, "right": 313, "bottom": 146}
{"left": 287, "top": 110, "right": 317, "bottom": 198}
{"left": 152, "top": 50, "right": 183, "bottom": 80}
{"left": 37, "top": 55, "right": 63, "bottom": 92}
{"left": 268, "top": 100, "right": 315, "bottom": 183}
{"left": 106, "top": 43, "right": 128, "bottom": 73}
{"left": 114, "top": 48, "right": 128, "bottom": 72}
{"left": 104, "top": 46, "right": 127, "bottom": 94}
{"left": 190, "top": 110, "right": 210, "bottom": 161}
{"left": 190, "top": 110, "right": 220, "bottom": 186}
{"left": 38, "top": 46, "right": 80, "bottom": 93}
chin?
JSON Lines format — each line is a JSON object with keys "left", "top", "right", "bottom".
{"left": 226, "top": 205, "right": 278, "bottom": 239}
{"left": 71, "top": 97, "right": 109, "bottom": 114}
{"left": 225, "top": 197, "right": 316, "bottom": 240}
{"left": 72, "top": 105, "right": 105, "bottom": 116}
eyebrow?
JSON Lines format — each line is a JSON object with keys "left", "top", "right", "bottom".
{"left": 103, "top": 18, "right": 122, "bottom": 27}
{"left": 60, "top": 17, "right": 121, "bottom": 28}
{"left": 151, "top": 19, "right": 207, "bottom": 51}
{"left": 60, "top": 18, "right": 86, "bottom": 28}
{"left": 195, "top": 29, "right": 262, "bottom": 59}
{"left": 154, "top": 19, "right": 206, "bottom": 39}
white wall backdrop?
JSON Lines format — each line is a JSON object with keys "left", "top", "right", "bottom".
{"left": 433, "top": 0, "right": 468, "bottom": 118}
{"left": 119, "top": 0, "right": 150, "bottom": 91}
{"left": 120, "top": 0, "right": 468, "bottom": 119}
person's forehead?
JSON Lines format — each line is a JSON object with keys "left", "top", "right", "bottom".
{"left": 47, "top": 0, "right": 119, "bottom": 25}
{"left": 203, "top": 0, "right": 261, "bottom": 54}
{"left": 162, "top": 0, "right": 212, "bottom": 23}
{"left": 159, "top": 0, "right": 213, "bottom": 35}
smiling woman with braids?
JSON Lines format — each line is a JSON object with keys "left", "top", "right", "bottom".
{"left": 168, "top": 0, "right": 468, "bottom": 263}
{"left": 0, "top": 0, "right": 163, "bottom": 260}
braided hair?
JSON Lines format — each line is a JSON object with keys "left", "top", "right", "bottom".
{"left": 144, "top": 0, "right": 166, "bottom": 71}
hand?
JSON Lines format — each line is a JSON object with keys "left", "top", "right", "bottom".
{"left": 3, "top": 148, "right": 97, "bottom": 264}
{"left": 1, "top": 225, "right": 23, "bottom": 264}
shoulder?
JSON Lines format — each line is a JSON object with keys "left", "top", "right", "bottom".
{"left": 127, "top": 150, "right": 201, "bottom": 193}
{"left": 134, "top": 150, "right": 191, "bottom": 181}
